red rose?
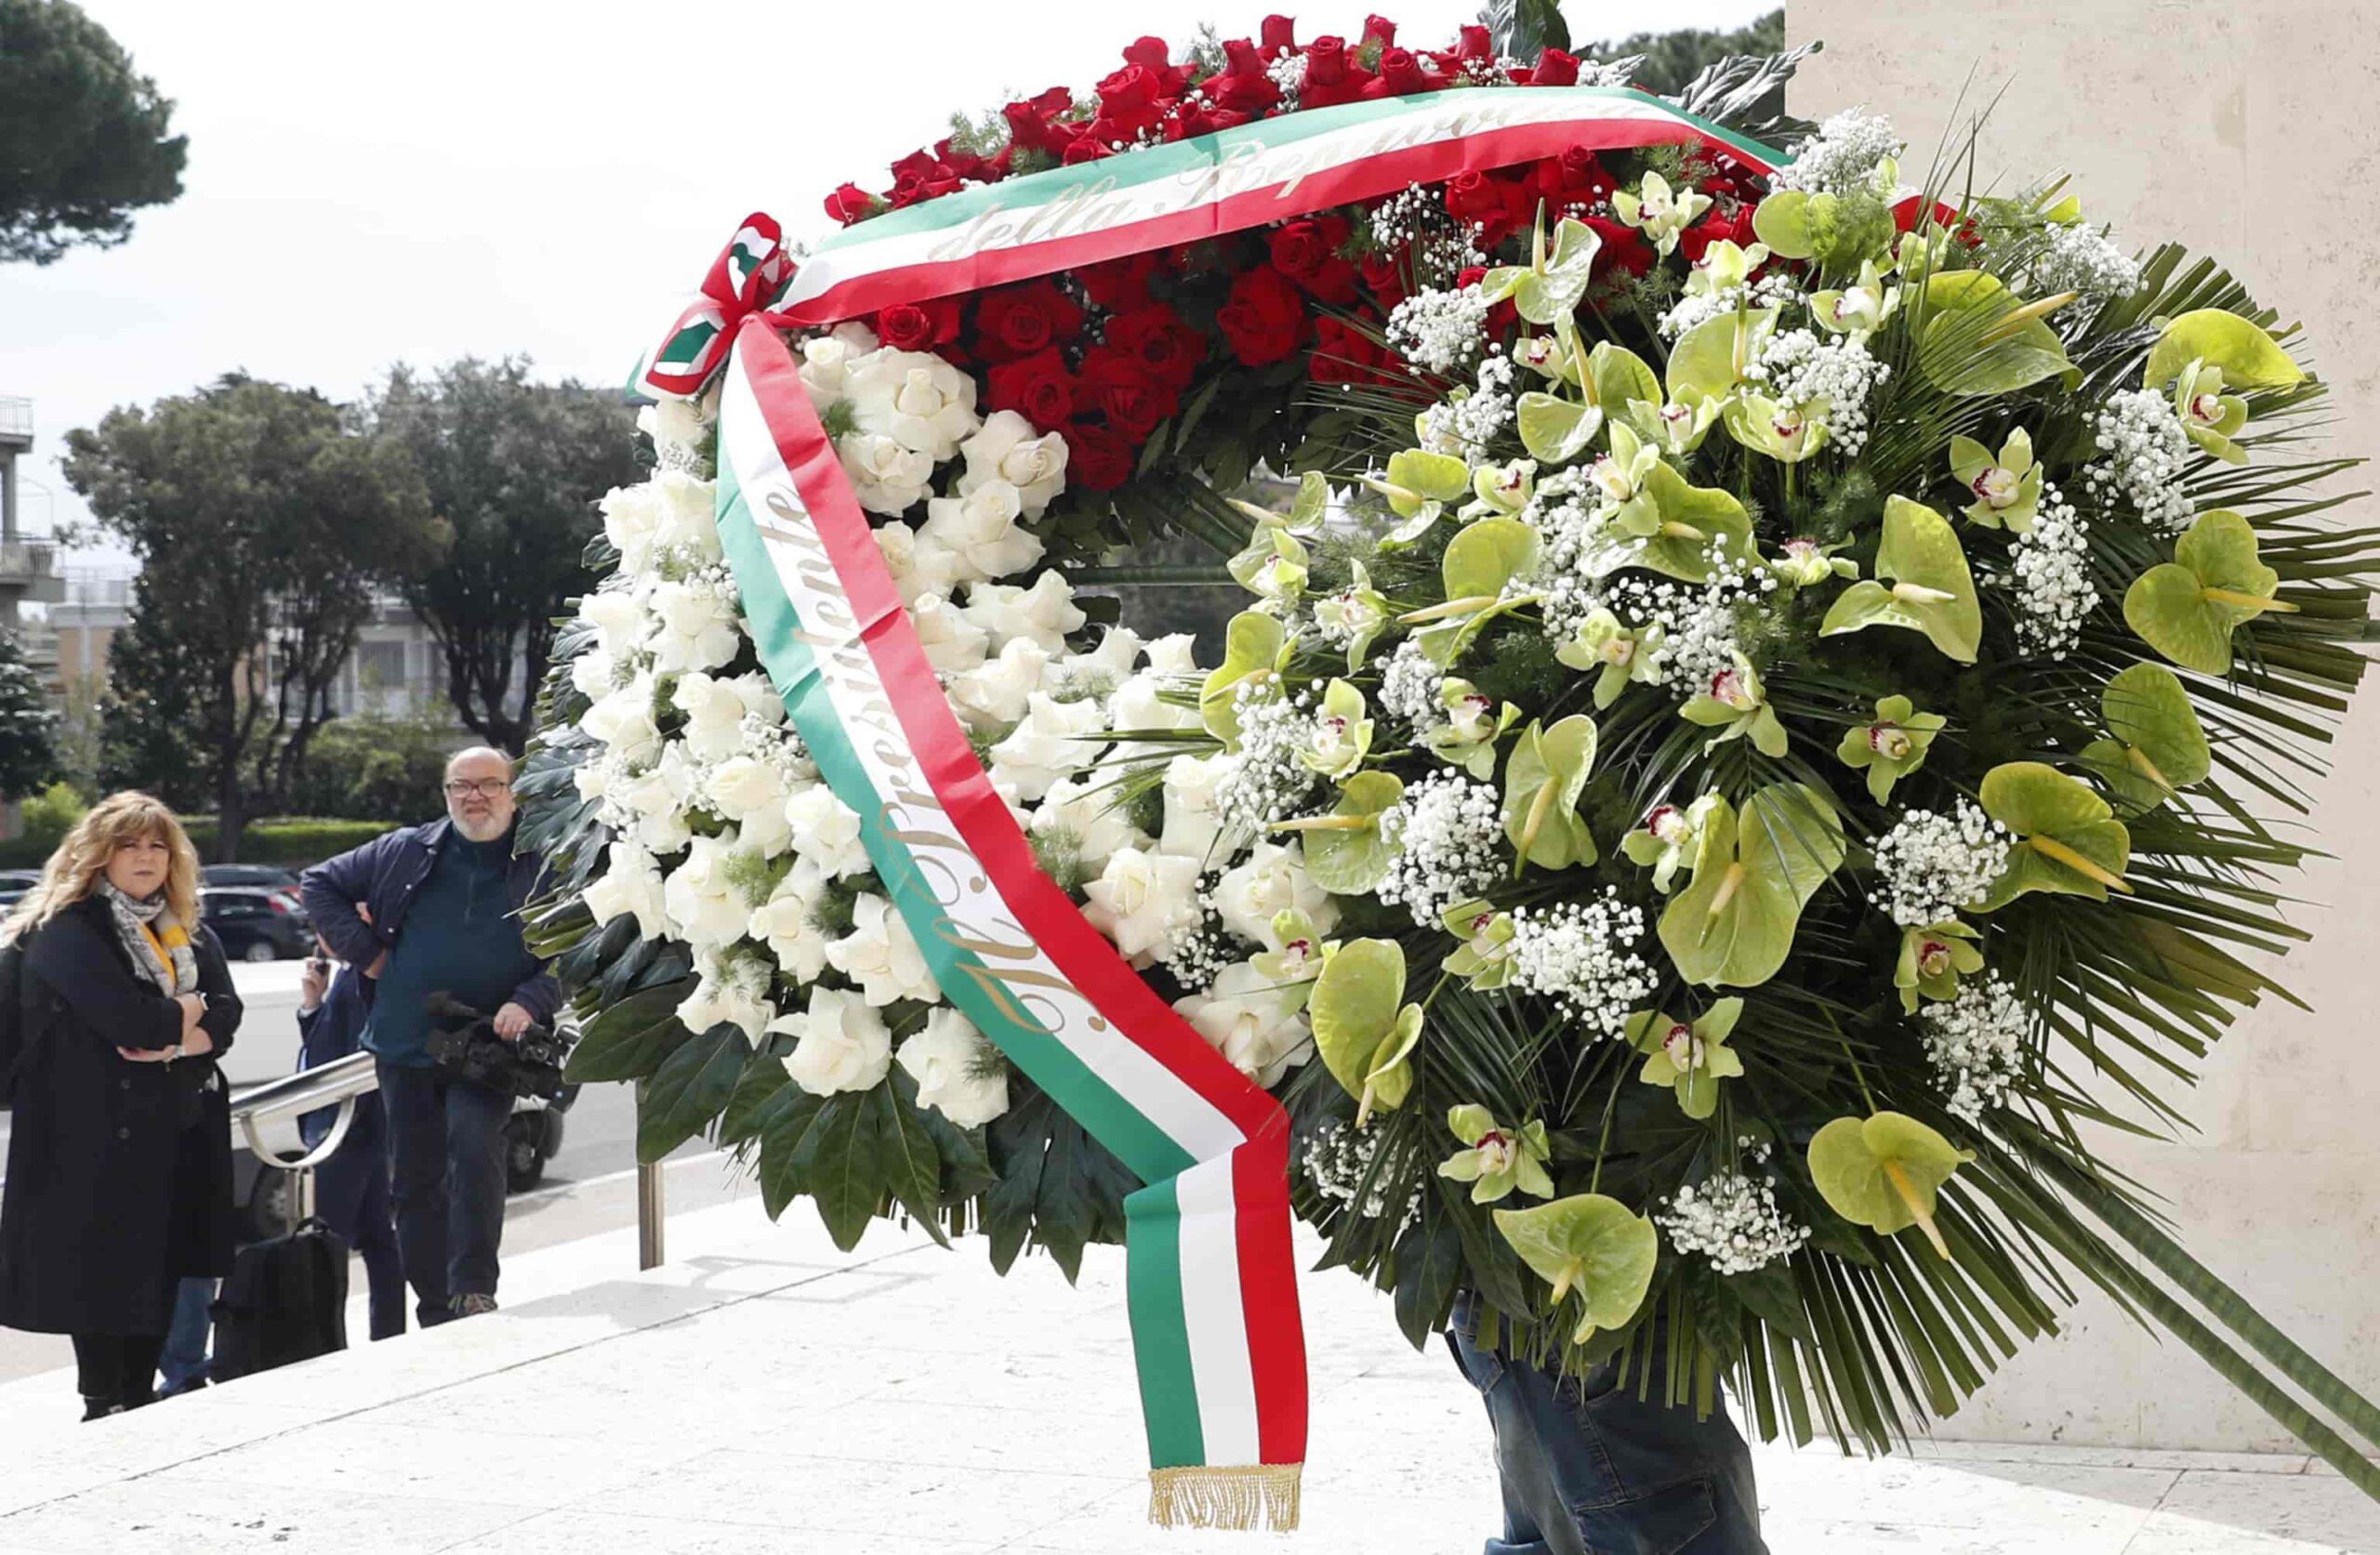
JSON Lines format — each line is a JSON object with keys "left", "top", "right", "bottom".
{"left": 1894, "top": 195, "right": 1964, "bottom": 234}
{"left": 1527, "top": 47, "right": 1580, "bottom": 86}
{"left": 1584, "top": 217, "right": 1656, "bottom": 279}
{"left": 1311, "top": 316, "right": 1400, "bottom": 388}
{"left": 1368, "top": 46, "right": 1438, "bottom": 97}
{"left": 1066, "top": 420, "right": 1138, "bottom": 491}
{"left": 1359, "top": 248, "right": 1410, "bottom": 309}
{"left": 1444, "top": 170, "right": 1529, "bottom": 247}
{"left": 972, "top": 281, "right": 1086, "bottom": 362}
{"left": 1267, "top": 215, "right": 1345, "bottom": 281}
{"left": 1121, "top": 35, "right": 1190, "bottom": 95}
{"left": 1524, "top": 147, "right": 1613, "bottom": 217}
{"left": 888, "top": 149, "right": 959, "bottom": 209}
{"left": 825, "top": 183, "right": 879, "bottom": 225}
{"left": 1165, "top": 104, "right": 1250, "bottom": 142}
{"left": 1455, "top": 24, "right": 1492, "bottom": 59}
{"left": 1079, "top": 253, "right": 1160, "bottom": 312}
{"left": 1093, "top": 62, "right": 1170, "bottom": 142}
{"left": 1003, "top": 86, "right": 1076, "bottom": 155}
{"left": 1074, "top": 345, "right": 1182, "bottom": 441}
{"left": 1680, "top": 208, "right": 1758, "bottom": 267}
{"left": 1260, "top": 14, "right": 1297, "bottom": 54}
{"left": 1361, "top": 14, "right": 1395, "bottom": 46}
{"left": 1215, "top": 264, "right": 1309, "bottom": 367}
{"left": 1208, "top": 38, "right": 1283, "bottom": 114}
{"left": 1062, "top": 138, "right": 1114, "bottom": 166}
{"left": 985, "top": 348, "right": 1077, "bottom": 432}
{"left": 1301, "top": 37, "right": 1375, "bottom": 108}
{"left": 875, "top": 297, "right": 960, "bottom": 353}
{"left": 1104, "top": 303, "right": 1206, "bottom": 388}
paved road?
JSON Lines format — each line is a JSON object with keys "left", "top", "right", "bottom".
{"left": 0, "top": 961, "right": 742, "bottom": 1384}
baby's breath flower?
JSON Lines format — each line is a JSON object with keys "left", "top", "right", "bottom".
{"left": 1503, "top": 891, "right": 1656, "bottom": 1039}
{"left": 1659, "top": 1167, "right": 1811, "bottom": 1274}
{"left": 1921, "top": 973, "right": 2031, "bottom": 1122}
{"left": 1871, "top": 801, "right": 2010, "bottom": 927}
{"left": 2084, "top": 389, "right": 2193, "bottom": 533}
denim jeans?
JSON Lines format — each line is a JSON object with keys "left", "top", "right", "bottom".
{"left": 311, "top": 1096, "right": 407, "bottom": 1341}
{"left": 376, "top": 1061, "right": 510, "bottom": 1327}
{"left": 159, "top": 1276, "right": 217, "bottom": 1394}
{"left": 1448, "top": 1294, "right": 1766, "bottom": 1555}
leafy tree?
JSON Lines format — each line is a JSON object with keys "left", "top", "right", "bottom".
{"left": 364, "top": 360, "right": 642, "bottom": 754}
{"left": 66, "top": 376, "right": 437, "bottom": 859}
{"left": 1580, "top": 9, "right": 1786, "bottom": 97}
{"left": 0, "top": 0, "right": 187, "bottom": 266}
{"left": 0, "top": 629, "right": 60, "bottom": 799}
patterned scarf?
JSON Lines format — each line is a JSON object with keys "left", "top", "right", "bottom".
{"left": 97, "top": 881, "right": 197, "bottom": 996}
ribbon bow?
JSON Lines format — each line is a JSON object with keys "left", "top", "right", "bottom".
{"left": 641, "top": 213, "right": 795, "bottom": 398}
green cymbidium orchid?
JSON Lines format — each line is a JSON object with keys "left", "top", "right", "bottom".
{"left": 1227, "top": 522, "right": 1309, "bottom": 606}
{"left": 1494, "top": 1194, "right": 1659, "bottom": 1344}
{"left": 1250, "top": 908, "right": 1335, "bottom": 1011}
{"left": 1555, "top": 607, "right": 1667, "bottom": 709}
{"left": 1466, "top": 457, "right": 1537, "bottom": 519}
{"left": 1424, "top": 679, "right": 1522, "bottom": 778}
{"left": 1623, "top": 393, "right": 1724, "bottom": 457}
{"left": 1587, "top": 421, "right": 1665, "bottom": 535}
{"left": 1680, "top": 651, "right": 1789, "bottom": 758}
{"left": 1613, "top": 171, "right": 1711, "bottom": 257}
{"left": 1309, "top": 937, "right": 1423, "bottom": 1127}
{"left": 1808, "top": 1112, "right": 1975, "bottom": 1259}
{"left": 2172, "top": 360, "right": 2252, "bottom": 465}
{"left": 1658, "top": 784, "right": 1845, "bottom": 988}
{"left": 1298, "top": 679, "right": 1373, "bottom": 781}
{"left": 1620, "top": 794, "right": 1719, "bottom": 893}
{"left": 1836, "top": 693, "right": 1945, "bottom": 804}
{"left": 1625, "top": 998, "right": 1745, "bottom": 1120}
{"left": 1443, "top": 898, "right": 1517, "bottom": 990}
{"left": 1438, "top": 1105, "right": 1555, "bottom": 1205}
{"left": 1976, "top": 760, "right": 2133, "bottom": 908}
{"left": 1896, "top": 921, "right": 1984, "bottom": 1014}
{"left": 2078, "top": 663, "right": 2212, "bottom": 814}
{"left": 2122, "top": 508, "right": 2298, "bottom": 675}
{"left": 1684, "top": 238, "right": 1770, "bottom": 298}
{"left": 1819, "top": 496, "right": 1983, "bottom": 665}
{"left": 1274, "top": 771, "right": 1403, "bottom": 896}
{"left": 1315, "top": 560, "right": 1392, "bottom": 675}
{"left": 1770, "top": 537, "right": 1858, "bottom": 587}
{"left": 1948, "top": 428, "right": 2043, "bottom": 532}
{"left": 1725, "top": 391, "right": 1830, "bottom": 465}
{"left": 1501, "top": 715, "right": 1599, "bottom": 873}
{"left": 1811, "top": 258, "right": 1900, "bottom": 343}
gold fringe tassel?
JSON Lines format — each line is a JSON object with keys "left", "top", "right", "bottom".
{"left": 1148, "top": 1463, "right": 1303, "bottom": 1532}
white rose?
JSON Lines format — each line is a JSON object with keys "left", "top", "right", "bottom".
{"left": 580, "top": 586, "right": 651, "bottom": 656}
{"left": 1158, "top": 753, "right": 1228, "bottom": 863}
{"left": 877, "top": 520, "right": 962, "bottom": 608}
{"left": 946, "top": 638, "right": 1051, "bottom": 731}
{"left": 662, "top": 828, "right": 757, "bottom": 949}
{"left": 987, "top": 692, "right": 1109, "bottom": 802}
{"left": 1083, "top": 846, "right": 1202, "bottom": 966}
{"left": 962, "top": 572, "right": 1086, "bottom": 654}
{"left": 774, "top": 986, "right": 892, "bottom": 1097}
{"left": 1174, "top": 960, "right": 1314, "bottom": 1087}
{"left": 649, "top": 580, "right": 742, "bottom": 675}
{"left": 749, "top": 861, "right": 831, "bottom": 981}
{"left": 649, "top": 468, "right": 722, "bottom": 564}
{"left": 677, "top": 954, "right": 776, "bottom": 1046}
{"left": 582, "top": 840, "right": 668, "bottom": 940}
{"left": 600, "top": 482, "right": 664, "bottom": 575}
{"left": 1144, "top": 633, "right": 1200, "bottom": 676}
{"left": 1214, "top": 841, "right": 1338, "bottom": 948}
{"left": 839, "top": 431, "right": 936, "bottom": 516}
{"left": 618, "top": 746, "right": 695, "bottom": 855}
{"left": 1058, "top": 626, "right": 1144, "bottom": 692}
{"left": 572, "top": 759, "right": 612, "bottom": 804}
{"left": 637, "top": 394, "right": 711, "bottom": 455}
{"left": 959, "top": 411, "right": 1069, "bottom": 517}
{"left": 570, "top": 646, "right": 619, "bottom": 700}
{"left": 707, "top": 756, "right": 791, "bottom": 855}
{"left": 581, "top": 673, "right": 660, "bottom": 758}
{"left": 848, "top": 349, "right": 981, "bottom": 460}
{"left": 911, "top": 591, "right": 990, "bottom": 675}
{"left": 896, "top": 1008, "right": 1010, "bottom": 1127}
{"left": 919, "top": 479, "right": 1044, "bottom": 585}
{"left": 823, "top": 893, "right": 941, "bottom": 1007}
{"left": 1033, "top": 773, "right": 1152, "bottom": 875}
{"left": 1109, "top": 670, "right": 1205, "bottom": 763}
{"left": 674, "top": 670, "right": 752, "bottom": 761}
{"left": 783, "top": 784, "right": 869, "bottom": 878}
{"left": 798, "top": 330, "right": 866, "bottom": 408}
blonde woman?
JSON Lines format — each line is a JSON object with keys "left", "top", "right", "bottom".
{"left": 0, "top": 793, "right": 244, "bottom": 1418}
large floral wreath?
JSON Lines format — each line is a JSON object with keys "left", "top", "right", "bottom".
{"left": 523, "top": 12, "right": 2380, "bottom": 1525}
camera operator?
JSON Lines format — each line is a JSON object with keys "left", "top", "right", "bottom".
{"left": 296, "top": 931, "right": 404, "bottom": 1339}
{"left": 298, "top": 748, "right": 556, "bottom": 1326}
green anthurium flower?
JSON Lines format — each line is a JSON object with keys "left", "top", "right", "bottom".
{"left": 1770, "top": 537, "right": 1858, "bottom": 587}
{"left": 2122, "top": 508, "right": 2298, "bottom": 675}
{"left": 1226, "top": 468, "right": 1330, "bottom": 533}
{"left": 1315, "top": 560, "right": 1393, "bottom": 675}
{"left": 1625, "top": 998, "right": 1745, "bottom": 1120}
{"left": 1667, "top": 308, "right": 1778, "bottom": 406}
{"left": 1836, "top": 694, "right": 1946, "bottom": 805}
{"left": 1810, "top": 258, "right": 1900, "bottom": 344}
{"left": 1275, "top": 770, "right": 1404, "bottom": 895}
{"left": 1896, "top": 921, "right": 1984, "bottom": 1014}
{"left": 1298, "top": 679, "right": 1374, "bottom": 781}
{"left": 1659, "top": 784, "right": 1845, "bottom": 987}
{"left": 1502, "top": 715, "right": 1599, "bottom": 873}
{"left": 1443, "top": 898, "right": 1518, "bottom": 990}
{"left": 1555, "top": 608, "right": 1668, "bottom": 709}
{"left": 1309, "top": 938, "right": 1423, "bottom": 1127}
{"left": 1620, "top": 794, "right": 1719, "bottom": 893}
{"left": 2141, "top": 309, "right": 2307, "bottom": 397}
{"left": 1199, "top": 610, "right": 1290, "bottom": 745}
{"left": 1624, "top": 394, "right": 1724, "bottom": 457}
{"left": 1438, "top": 1105, "right": 1555, "bottom": 1205}
{"left": 1515, "top": 389, "right": 1603, "bottom": 465}
{"left": 1424, "top": 679, "right": 1522, "bottom": 778}
{"left": 1614, "top": 171, "right": 1711, "bottom": 256}
{"left": 1724, "top": 392, "right": 1830, "bottom": 465}
{"left": 2171, "top": 360, "right": 2252, "bottom": 464}
{"left": 1807, "top": 1112, "right": 1975, "bottom": 1260}
{"left": 1684, "top": 238, "right": 1770, "bottom": 299}
{"left": 1679, "top": 651, "right": 1789, "bottom": 758}
{"left": 1251, "top": 908, "right": 1335, "bottom": 1011}
{"left": 1917, "top": 270, "right": 2078, "bottom": 398}
{"left": 1752, "top": 187, "right": 1898, "bottom": 271}
{"left": 1976, "top": 761, "right": 2133, "bottom": 908}
{"left": 1479, "top": 213, "right": 1606, "bottom": 326}
{"left": 1466, "top": 457, "right": 1537, "bottom": 518}
{"left": 2078, "top": 663, "right": 2212, "bottom": 814}
{"left": 1572, "top": 462, "right": 1758, "bottom": 586}
{"left": 1948, "top": 428, "right": 2043, "bottom": 533}
{"left": 1404, "top": 517, "right": 1543, "bottom": 666}
{"left": 1368, "top": 447, "right": 1473, "bottom": 545}
{"left": 1819, "top": 496, "right": 1983, "bottom": 664}
{"left": 1493, "top": 1194, "right": 1659, "bottom": 1345}
{"left": 1227, "top": 522, "right": 1310, "bottom": 606}
{"left": 1586, "top": 422, "right": 1665, "bottom": 536}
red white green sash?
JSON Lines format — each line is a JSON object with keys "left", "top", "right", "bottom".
{"left": 714, "top": 319, "right": 1305, "bottom": 1528}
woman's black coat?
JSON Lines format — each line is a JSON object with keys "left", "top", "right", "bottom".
{"left": 0, "top": 894, "right": 244, "bottom": 1336}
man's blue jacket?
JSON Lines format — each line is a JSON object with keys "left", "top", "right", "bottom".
{"left": 298, "top": 817, "right": 560, "bottom": 1026}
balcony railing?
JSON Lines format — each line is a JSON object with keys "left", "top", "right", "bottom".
{"left": 0, "top": 398, "right": 29, "bottom": 441}
{"left": 0, "top": 540, "right": 58, "bottom": 581}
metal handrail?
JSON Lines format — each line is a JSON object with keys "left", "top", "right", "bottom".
{"left": 230, "top": 1050, "right": 377, "bottom": 1175}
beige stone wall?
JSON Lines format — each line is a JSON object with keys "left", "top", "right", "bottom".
{"left": 1786, "top": 0, "right": 2380, "bottom": 1451}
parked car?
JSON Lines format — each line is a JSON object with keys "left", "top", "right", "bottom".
{"left": 202, "top": 864, "right": 302, "bottom": 890}
{"left": 0, "top": 868, "right": 37, "bottom": 909}
{"left": 202, "top": 887, "right": 314, "bottom": 962}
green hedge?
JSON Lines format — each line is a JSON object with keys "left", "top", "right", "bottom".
{"left": 0, "top": 816, "right": 396, "bottom": 871}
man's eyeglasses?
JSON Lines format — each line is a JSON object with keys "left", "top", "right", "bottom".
{"left": 444, "top": 778, "right": 513, "bottom": 799}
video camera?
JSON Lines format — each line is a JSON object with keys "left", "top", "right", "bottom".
{"left": 423, "top": 993, "right": 574, "bottom": 1100}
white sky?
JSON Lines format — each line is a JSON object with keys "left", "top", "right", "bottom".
{"left": 1, "top": 0, "right": 1778, "bottom": 573}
